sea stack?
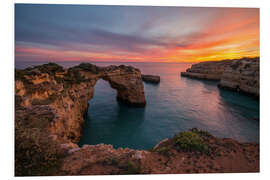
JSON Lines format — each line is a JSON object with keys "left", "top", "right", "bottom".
{"left": 142, "top": 74, "right": 160, "bottom": 84}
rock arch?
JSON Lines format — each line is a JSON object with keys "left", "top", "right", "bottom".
{"left": 15, "top": 63, "right": 146, "bottom": 143}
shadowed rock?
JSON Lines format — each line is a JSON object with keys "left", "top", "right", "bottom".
{"left": 218, "top": 58, "right": 259, "bottom": 97}
{"left": 142, "top": 74, "right": 160, "bottom": 84}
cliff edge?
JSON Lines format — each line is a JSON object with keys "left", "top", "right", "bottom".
{"left": 15, "top": 63, "right": 259, "bottom": 176}
{"left": 181, "top": 57, "right": 259, "bottom": 97}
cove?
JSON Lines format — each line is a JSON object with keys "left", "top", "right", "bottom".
{"left": 78, "top": 62, "right": 259, "bottom": 150}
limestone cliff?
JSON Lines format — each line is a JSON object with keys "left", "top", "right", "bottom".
{"left": 218, "top": 58, "right": 259, "bottom": 97}
{"left": 181, "top": 60, "right": 233, "bottom": 80}
{"left": 15, "top": 63, "right": 146, "bottom": 144}
{"left": 15, "top": 63, "right": 259, "bottom": 176}
{"left": 181, "top": 57, "right": 259, "bottom": 97}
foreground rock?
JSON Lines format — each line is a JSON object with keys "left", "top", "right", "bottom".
{"left": 15, "top": 63, "right": 259, "bottom": 176}
{"left": 60, "top": 128, "right": 259, "bottom": 175}
{"left": 181, "top": 57, "right": 259, "bottom": 97}
{"left": 142, "top": 74, "right": 160, "bottom": 84}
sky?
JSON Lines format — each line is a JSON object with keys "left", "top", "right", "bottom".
{"left": 15, "top": 4, "right": 259, "bottom": 63}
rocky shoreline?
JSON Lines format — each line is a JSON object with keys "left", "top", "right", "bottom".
{"left": 15, "top": 63, "right": 259, "bottom": 176}
{"left": 142, "top": 74, "right": 160, "bottom": 84}
{"left": 181, "top": 57, "right": 259, "bottom": 97}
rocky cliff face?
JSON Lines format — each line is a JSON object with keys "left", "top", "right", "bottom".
{"left": 218, "top": 58, "right": 259, "bottom": 97}
{"left": 181, "top": 57, "right": 259, "bottom": 97}
{"left": 15, "top": 63, "right": 259, "bottom": 176}
{"left": 181, "top": 60, "right": 233, "bottom": 80}
{"left": 15, "top": 63, "right": 146, "bottom": 144}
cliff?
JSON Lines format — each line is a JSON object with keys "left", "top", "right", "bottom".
{"left": 218, "top": 58, "right": 259, "bottom": 97}
{"left": 15, "top": 63, "right": 146, "bottom": 143}
{"left": 15, "top": 63, "right": 259, "bottom": 176}
{"left": 181, "top": 60, "right": 233, "bottom": 80}
{"left": 181, "top": 57, "right": 259, "bottom": 97}
{"left": 15, "top": 63, "right": 146, "bottom": 175}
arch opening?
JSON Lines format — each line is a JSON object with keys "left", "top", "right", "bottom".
{"left": 78, "top": 79, "right": 146, "bottom": 148}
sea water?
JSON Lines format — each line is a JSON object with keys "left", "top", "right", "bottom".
{"left": 16, "top": 61, "right": 259, "bottom": 149}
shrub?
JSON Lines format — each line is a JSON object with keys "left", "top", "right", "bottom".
{"left": 76, "top": 63, "right": 99, "bottom": 74}
{"left": 173, "top": 131, "right": 209, "bottom": 153}
{"left": 126, "top": 161, "right": 141, "bottom": 174}
{"left": 15, "top": 126, "right": 60, "bottom": 176}
{"left": 15, "top": 108, "right": 59, "bottom": 176}
{"left": 111, "top": 157, "right": 120, "bottom": 165}
{"left": 36, "top": 63, "right": 64, "bottom": 75}
{"left": 190, "top": 128, "right": 212, "bottom": 137}
{"left": 66, "top": 69, "right": 85, "bottom": 84}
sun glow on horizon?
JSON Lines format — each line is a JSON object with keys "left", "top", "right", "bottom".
{"left": 15, "top": 5, "right": 259, "bottom": 63}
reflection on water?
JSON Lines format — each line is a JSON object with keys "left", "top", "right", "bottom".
{"left": 78, "top": 62, "right": 259, "bottom": 149}
{"left": 15, "top": 61, "right": 259, "bottom": 149}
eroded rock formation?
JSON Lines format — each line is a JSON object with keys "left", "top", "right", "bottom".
{"left": 181, "top": 60, "right": 233, "bottom": 80}
{"left": 142, "top": 74, "right": 160, "bottom": 84}
{"left": 181, "top": 57, "right": 259, "bottom": 97}
{"left": 218, "top": 58, "right": 259, "bottom": 97}
{"left": 15, "top": 63, "right": 259, "bottom": 176}
{"left": 15, "top": 63, "right": 146, "bottom": 144}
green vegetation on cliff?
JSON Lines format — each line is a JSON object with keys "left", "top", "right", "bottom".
{"left": 173, "top": 129, "right": 209, "bottom": 154}
{"left": 15, "top": 106, "right": 60, "bottom": 176}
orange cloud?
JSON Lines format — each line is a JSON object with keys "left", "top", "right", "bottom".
{"left": 15, "top": 8, "right": 259, "bottom": 63}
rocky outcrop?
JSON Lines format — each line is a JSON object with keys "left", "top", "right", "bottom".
{"left": 15, "top": 63, "right": 148, "bottom": 176}
{"left": 181, "top": 57, "right": 259, "bottom": 97}
{"left": 181, "top": 60, "right": 233, "bottom": 80}
{"left": 15, "top": 63, "right": 259, "bottom": 176}
{"left": 142, "top": 74, "right": 160, "bottom": 84}
{"left": 59, "top": 128, "right": 259, "bottom": 175}
{"left": 218, "top": 58, "right": 259, "bottom": 97}
{"left": 15, "top": 63, "right": 146, "bottom": 144}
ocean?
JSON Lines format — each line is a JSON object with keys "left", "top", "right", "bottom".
{"left": 16, "top": 61, "right": 260, "bottom": 150}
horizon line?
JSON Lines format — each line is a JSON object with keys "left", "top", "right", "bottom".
{"left": 15, "top": 56, "right": 260, "bottom": 64}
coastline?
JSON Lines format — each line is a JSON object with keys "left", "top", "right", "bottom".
{"left": 181, "top": 57, "right": 259, "bottom": 98}
{"left": 15, "top": 62, "right": 259, "bottom": 176}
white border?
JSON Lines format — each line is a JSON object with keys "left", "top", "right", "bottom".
{"left": 13, "top": 0, "right": 262, "bottom": 8}
{"left": 2, "top": 0, "right": 270, "bottom": 180}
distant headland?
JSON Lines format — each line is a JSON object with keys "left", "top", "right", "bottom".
{"left": 181, "top": 57, "right": 259, "bottom": 97}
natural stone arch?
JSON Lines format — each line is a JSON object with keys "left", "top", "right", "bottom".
{"left": 15, "top": 63, "right": 146, "bottom": 144}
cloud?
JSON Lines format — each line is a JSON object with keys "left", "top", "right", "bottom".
{"left": 15, "top": 5, "right": 259, "bottom": 62}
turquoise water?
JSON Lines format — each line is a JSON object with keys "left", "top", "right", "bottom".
{"left": 16, "top": 62, "right": 260, "bottom": 149}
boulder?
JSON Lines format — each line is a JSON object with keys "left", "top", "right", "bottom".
{"left": 142, "top": 74, "right": 160, "bottom": 84}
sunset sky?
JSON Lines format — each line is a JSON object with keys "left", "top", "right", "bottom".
{"left": 15, "top": 4, "right": 259, "bottom": 63}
